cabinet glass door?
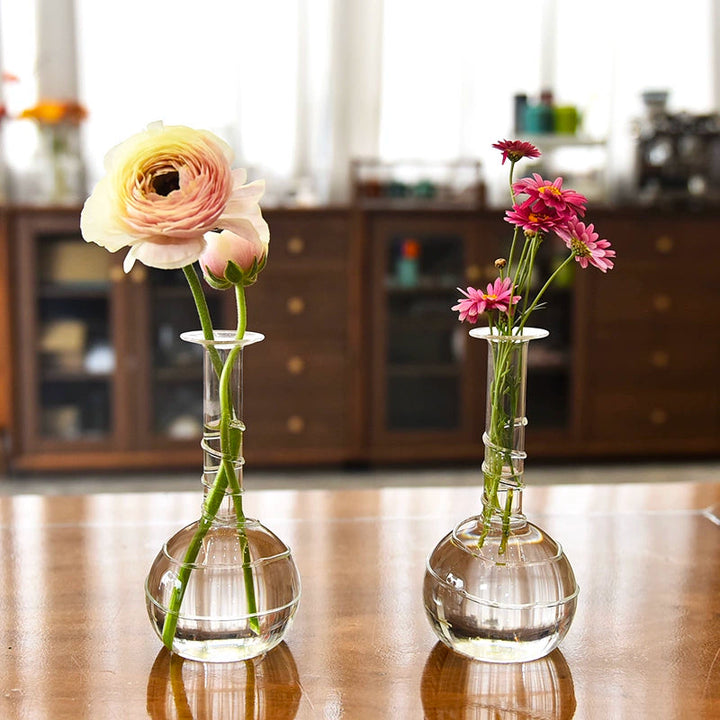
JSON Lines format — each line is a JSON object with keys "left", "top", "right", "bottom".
{"left": 147, "top": 269, "right": 223, "bottom": 441}
{"left": 384, "top": 232, "right": 466, "bottom": 432}
{"left": 35, "top": 232, "right": 115, "bottom": 441}
{"left": 524, "top": 238, "right": 574, "bottom": 429}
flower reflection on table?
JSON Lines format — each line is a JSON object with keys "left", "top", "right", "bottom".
{"left": 146, "top": 642, "right": 301, "bottom": 720}
{"left": 421, "top": 642, "right": 576, "bottom": 720}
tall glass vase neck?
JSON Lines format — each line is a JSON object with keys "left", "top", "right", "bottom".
{"left": 469, "top": 327, "right": 549, "bottom": 531}
{"left": 181, "top": 330, "right": 264, "bottom": 522}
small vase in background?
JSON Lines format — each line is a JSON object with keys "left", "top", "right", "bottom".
{"left": 36, "top": 123, "right": 85, "bottom": 205}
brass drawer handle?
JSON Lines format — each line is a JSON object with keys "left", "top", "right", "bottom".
{"left": 287, "top": 415, "right": 305, "bottom": 434}
{"left": 286, "top": 356, "right": 305, "bottom": 375}
{"left": 649, "top": 408, "right": 668, "bottom": 425}
{"left": 286, "top": 296, "right": 305, "bottom": 315}
{"left": 650, "top": 350, "right": 669, "bottom": 368}
{"left": 465, "top": 264, "right": 481, "bottom": 282}
{"left": 652, "top": 294, "right": 672, "bottom": 312}
{"left": 130, "top": 265, "right": 147, "bottom": 283}
{"left": 655, "top": 235, "right": 674, "bottom": 254}
{"left": 287, "top": 236, "right": 305, "bottom": 255}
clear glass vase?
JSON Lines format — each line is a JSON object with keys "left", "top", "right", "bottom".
{"left": 424, "top": 327, "right": 578, "bottom": 663}
{"left": 145, "top": 331, "right": 301, "bottom": 662}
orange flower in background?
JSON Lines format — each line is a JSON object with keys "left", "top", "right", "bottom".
{"left": 19, "top": 99, "right": 87, "bottom": 125}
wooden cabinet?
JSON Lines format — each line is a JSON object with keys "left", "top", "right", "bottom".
{"left": 243, "top": 209, "right": 355, "bottom": 464}
{"left": 7, "top": 207, "right": 356, "bottom": 471}
{"left": 364, "top": 210, "right": 578, "bottom": 462}
{"left": 4, "top": 205, "right": 718, "bottom": 472}
{"left": 365, "top": 211, "right": 487, "bottom": 461}
{"left": 579, "top": 211, "right": 720, "bottom": 455}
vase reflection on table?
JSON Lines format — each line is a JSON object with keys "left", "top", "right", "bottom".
{"left": 146, "top": 642, "right": 302, "bottom": 720}
{"left": 421, "top": 642, "right": 576, "bottom": 720}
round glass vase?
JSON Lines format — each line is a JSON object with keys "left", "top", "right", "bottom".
{"left": 145, "top": 331, "right": 301, "bottom": 662}
{"left": 423, "top": 327, "right": 578, "bottom": 663}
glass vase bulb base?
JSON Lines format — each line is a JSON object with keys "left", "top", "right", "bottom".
{"left": 145, "top": 517, "right": 301, "bottom": 663}
{"left": 423, "top": 515, "right": 578, "bottom": 663}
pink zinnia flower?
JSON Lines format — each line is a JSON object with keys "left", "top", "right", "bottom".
{"left": 492, "top": 139, "right": 541, "bottom": 165}
{"left": 452, "top": 278, "right": 521, "bottom": 323}
{"left": 512, "top": 173, "right": 587, "bottom": 217}
{"left": 504, "top": 198, "right": 575, "bottom": 234}
{"left": 555, "top": 219, "right": 615, "bottom": 272}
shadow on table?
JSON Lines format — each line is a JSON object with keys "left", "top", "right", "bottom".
{"left": 146, "top": 642, "right": 301, "bottom": 719}
{"left": 421, "top": 643, "right": 576, "bottom": 720}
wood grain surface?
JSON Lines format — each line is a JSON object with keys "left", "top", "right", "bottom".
{"left": 1, "top": 480, "right": 719, "bottom": 719}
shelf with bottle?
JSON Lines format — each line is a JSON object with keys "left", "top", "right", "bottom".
{"left": 352, "top": 159, "right": 485, "bottom": 209}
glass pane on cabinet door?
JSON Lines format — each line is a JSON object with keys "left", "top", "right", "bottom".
{"left": 148, "top": 269, "right": 222, "bottom": 440}
{"left": 525, "top": 239, "right": 573, "bottom": 429}
{"left": 384, "top": 233, "right": 464, "bottom": 431}
{"left": 37, "top": 236, "right": 114, "bottom": 440}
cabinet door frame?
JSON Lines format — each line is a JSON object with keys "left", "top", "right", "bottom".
{"left": 11, "top": 208, "right": 135, "bottom": 461}
{"left": 366, "top": 210, "right": 486, "bottom": 461}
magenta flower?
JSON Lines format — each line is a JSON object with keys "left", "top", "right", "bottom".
{"left": 492, "top": 139, "right": 541, "bottom": 165}
{"left": 452, "top": 278, "right": 522, "bottom": 323}
{"left": 512, "top": 173, "right": 587, "bottom": 217}
{"left": 505, "top": 198, "right": 575, "bottom": 234}
{"left": 555, "top": 219, "right": 615, "bottom": 272}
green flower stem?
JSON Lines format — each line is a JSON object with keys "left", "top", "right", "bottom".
{"left": 518, "top": 253, "right": 575, "bottom": 332}
{"left": 182, "top": 265, "right": 223, "bottom": 376}
{"left": 505, "top": 226, "right": 521, "bottom": 281}
{"left": 161, "top": 271, "right": 259, "bottom": 651}
{"left": 161, "top": 468, "right": 231, "bottom": 647}
{"left": 480, "top": 337, "right": 521, "bottom": 552}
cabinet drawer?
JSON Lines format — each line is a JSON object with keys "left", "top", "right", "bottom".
{"left": 588, "top": 390, "right": 717, "bottom": 441}
{"left": 248, "top": 270, "right": 347, "bottom": 340}
{"left": 599, "top": 217, "right": 720, "bottom": 263}
{"left": 244, "top": 338, "right": 347, "bottom": 449}
{"left": 244, "top": 347, "right": 347, "bottom": 448}
{"left": 585, "top": 327, "right": 719, "bottom": 390}
{"left": 585, "top": 265, "right": 720, "bottom": 324}
{"left": 245, "top": 339, "right": 346, "bottom": 396}
{"left": 265, "top": 213, "right": 349, "bottom": 266}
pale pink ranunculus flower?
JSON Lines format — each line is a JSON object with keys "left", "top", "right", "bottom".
{"left": 80, "top": 122, "right": 269, "bottom": 272}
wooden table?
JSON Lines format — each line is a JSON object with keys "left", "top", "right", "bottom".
{"left": 1, "top": 480, "right": 720, "bottom": 719}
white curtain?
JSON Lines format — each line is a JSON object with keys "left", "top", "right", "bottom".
{"left": 0, "top": 0, "right": 717, "bottom": 204}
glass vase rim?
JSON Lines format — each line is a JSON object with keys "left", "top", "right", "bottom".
{"left": 468, "top": 326, "right": 549, "bottom": 343}
{"left": 180, "top": 329, "right": 265, "bottom": 348}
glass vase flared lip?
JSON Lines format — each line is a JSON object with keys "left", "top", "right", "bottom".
{"left": 469, "top": 326, "right": 549, "bottom": 343}
{"left": 180, "top": 330, "right": 265, "bottom": 349}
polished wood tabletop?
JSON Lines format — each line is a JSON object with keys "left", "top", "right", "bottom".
{"left": 1, "top": 479, "right": 720, "bottom": 719}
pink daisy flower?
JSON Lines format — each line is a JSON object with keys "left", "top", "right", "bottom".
{"left": 504, "top": 198, "right": 575, "bottom": 234}
{"left": 555, "top": 219, "right": 615, "bottom": 272}
{"left": 492, "top": 139, "right": 541, "bottom": 165}
{"left": 512, "top": 173, "right": 587, "bottom": 217}
{"left": 452, "top": 278, "right": 522, "bottom": 323}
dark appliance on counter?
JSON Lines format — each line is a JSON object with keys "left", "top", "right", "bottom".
{"left": 636, "top": 91, "right": 720, "bottom": 205}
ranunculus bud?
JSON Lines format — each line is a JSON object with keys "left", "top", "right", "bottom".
{"left": 199, "top": 228, "right": 268, "bottom": 288}
{"left": 494, "top": 258, "right": 507, "bottom": 269}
